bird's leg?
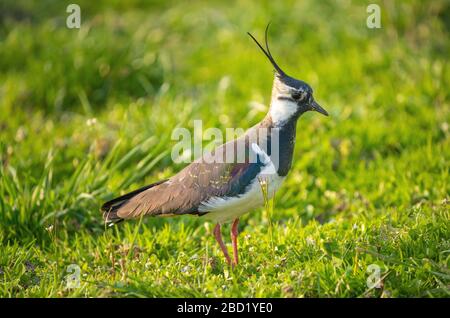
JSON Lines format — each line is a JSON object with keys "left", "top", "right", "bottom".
{"left": 213, "top": 223, "right": 232, "bottom": 266}
{"left": 231, "top": 218, "right": 239, "bottom": 266}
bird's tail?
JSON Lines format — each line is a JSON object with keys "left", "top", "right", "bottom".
{"left": 101, "top": 179, "right": 168, "bottom": 225}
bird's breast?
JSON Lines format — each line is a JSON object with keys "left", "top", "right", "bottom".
{"left": 200, "top": 170, "right": 285, "bottom": 224}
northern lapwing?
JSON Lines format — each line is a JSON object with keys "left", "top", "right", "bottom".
{"left": 101, "top": 24, "right": 328, "bottom": 267}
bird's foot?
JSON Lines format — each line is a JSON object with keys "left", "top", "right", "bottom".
{"left": 213, "top": 223, "right": 232, "bottom": 266}
{"left": 231, "top": 218, "right": 239, "bottom": 266}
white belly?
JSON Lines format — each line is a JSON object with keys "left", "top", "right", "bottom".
{"left": 200, "top": 173, "right": 285, "bottom": 224}
{"left": 199, "top": 142, "right": 286, "bottom": 224}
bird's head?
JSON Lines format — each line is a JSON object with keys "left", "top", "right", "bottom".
{"left": 248, "top": 24, "right": 328, "bottom": 125}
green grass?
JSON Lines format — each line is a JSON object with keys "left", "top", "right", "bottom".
{"left": 0, "top": 0, "right": 449, "bottom": 297}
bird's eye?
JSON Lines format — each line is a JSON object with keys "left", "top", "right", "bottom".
{"left": 292, "top": 91, "right": 306, "bottom": 101}
{"left": 292, "top": 92, "right": 302, "bottom": 100}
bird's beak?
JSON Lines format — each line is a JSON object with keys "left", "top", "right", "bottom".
{"left": 310, "top": 100, "right": 329, "bottom": 116}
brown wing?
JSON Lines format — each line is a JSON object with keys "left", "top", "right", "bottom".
{"left": 114, "top": 161, "right": 264, "bottom": 219}
{"left": 103, "top": 133, "right": 268, "bottom": 221}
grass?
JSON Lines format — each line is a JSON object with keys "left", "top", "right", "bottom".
{"left": 0, "top": 0, "right": 449, "bottom": 297}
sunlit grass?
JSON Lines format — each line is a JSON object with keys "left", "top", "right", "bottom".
{"left": 0, "top": 0, "right": 449, "bottom": 297}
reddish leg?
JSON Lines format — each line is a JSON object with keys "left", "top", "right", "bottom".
{"left": 231, "top": 218, "right": 239, "bottom": 266}
{"left": 213, "top": 224, "right": 232, "bottom": 265}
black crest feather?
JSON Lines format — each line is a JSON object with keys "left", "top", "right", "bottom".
{"left": 247, "top": 23, "right": 286, "bottom": 76}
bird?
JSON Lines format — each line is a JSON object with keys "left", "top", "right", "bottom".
{"left": 101, "top": 24, "right": 328, "bottom": 267}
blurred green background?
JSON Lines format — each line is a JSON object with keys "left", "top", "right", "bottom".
{"left": 0, "top": 0, "right": 449, "bottom": 297}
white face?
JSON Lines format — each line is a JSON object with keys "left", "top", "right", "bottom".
{"left": 269, "top": 76, "right": 311, "bottom": 125}
{"left": 268, "top": 75, "right": 328, "bottom": 124}
{"left": 269, "top": 96, "right": 298, "bottom": 125}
